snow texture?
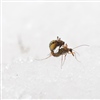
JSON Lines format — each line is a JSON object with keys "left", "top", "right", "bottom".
{"left": 2, "top": 2, "right": 100, "bottom": 99}
{"left": 0, "top": 38, "right": 1, "bottom": 98}
{"left": 2, "top": 0, "right": 100, "bottom": 2}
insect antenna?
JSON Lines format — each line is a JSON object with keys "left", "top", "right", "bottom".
{"left": 73, "top": 50, "right": 80, "bottom": 56}
{"left": 74, "top": 52, "right": 81, "bottom": 62}
{"left": 73, "top": 44, "right": 89, "bottom": 49}
{"left": 72, "top": 44, "right": 89, "bottom": 62}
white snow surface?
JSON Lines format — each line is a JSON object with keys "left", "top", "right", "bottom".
{"left": 2, "top": 0, "right": 100, "bottom": 2}
{"left": 2, "top": 2, "right": 100, "bottom": 99}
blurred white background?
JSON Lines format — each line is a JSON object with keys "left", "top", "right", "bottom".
{"left": 2, "top": 0, "right": 100, "bottom": 1}
{"left": 2, "top": 2, "right": 100, "bottom": 99}
{"left": 0, "top": 1, "right": 1, "bottom": 99}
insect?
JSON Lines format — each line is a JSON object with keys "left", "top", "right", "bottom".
{"left": 36, "top": 37, "right": 89, "bottom": 68}
{"left": 49, "top": 36, "right": 65, "bottom": 51}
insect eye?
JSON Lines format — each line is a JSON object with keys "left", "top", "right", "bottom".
{"left": 63, "top": 42, "right": 65, "bottom": 44}
{"left": 70, "top": 49, "right": 72, "bottom": 52}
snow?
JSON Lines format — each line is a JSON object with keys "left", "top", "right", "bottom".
{"left": 2, "top": 2, "right": 100, "bottom": 99}
{"left": 2, "top": 0, "right": 100, "bottom": 1}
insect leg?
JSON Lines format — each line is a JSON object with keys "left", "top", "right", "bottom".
{"left": 61, "top": 54, "right": 67, "bottom": 67}
{"left": 61, "top": 55, "right": 64, "bottom": 68}
{"left": 35, "top": 53, "right": 52, "bottom": 61}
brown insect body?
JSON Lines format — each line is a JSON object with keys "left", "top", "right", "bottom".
{"left": 49, "top": 36, "right": 65, "bottom": 51}
{"left": 51, "top": 42, "right": 74, "bottom": 57}
{"left": 51, "top": 47, "right": 68, "bottom": 57}
{"left": 36, "top": 36, "right": 89, "bottom": 68}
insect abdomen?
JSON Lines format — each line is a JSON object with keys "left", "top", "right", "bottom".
{"left": 49, "top": 40, "right": 58, "bottom": 51}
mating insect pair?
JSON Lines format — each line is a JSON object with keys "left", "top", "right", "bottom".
{"left": 36, "top": 36, "right": 89, "bottom": 68}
